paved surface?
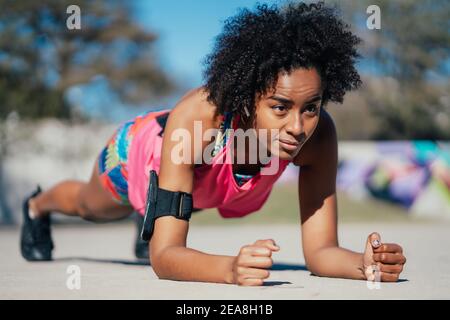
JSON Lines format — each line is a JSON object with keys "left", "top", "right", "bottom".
{"left": 1, "top": 222, "right": 449, "bottom": 299}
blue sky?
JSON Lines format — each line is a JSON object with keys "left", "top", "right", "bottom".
{"left": 133, "top": 0, "right": 286, "bottom": 86}
{"left": 70, "top": 0, "right": 288, "bottom": 121}
{"left": 71, "top": 1, "right": 447, "bottom": 122}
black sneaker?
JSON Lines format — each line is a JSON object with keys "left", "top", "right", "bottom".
{"left": 134, "top": 213, "right": 149, "bottom": 260}
{"left": 20, "top": 186, "right": 54, "bottom": 261}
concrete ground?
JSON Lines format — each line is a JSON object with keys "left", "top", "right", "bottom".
{"left": 1, "top": 222, "right": 449, "bottom": 299}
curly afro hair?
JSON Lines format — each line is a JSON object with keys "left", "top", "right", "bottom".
{"left": 202, "top": 1, "right": 362, "bottom": 123}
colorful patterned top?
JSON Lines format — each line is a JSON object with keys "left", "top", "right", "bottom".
{"left": 212, "top": 111, "right": 255, "bottom": 186}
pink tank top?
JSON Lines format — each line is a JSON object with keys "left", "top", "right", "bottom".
{"left": 127, "top": 109, "right": 290, "bottom": 218}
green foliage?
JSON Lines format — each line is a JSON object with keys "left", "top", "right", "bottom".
{"left": 333, "top": 0, "right": 450, "bottom": 140}
{"left": 0, "top": 0, "right": 175, "bottom": 120}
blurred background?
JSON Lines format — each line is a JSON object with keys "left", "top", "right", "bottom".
{"left": 0, "top": 0, "right": 449, "bottom": 226}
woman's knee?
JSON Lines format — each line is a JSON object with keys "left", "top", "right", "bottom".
{"left": 75, "top": 186, "right": 101, "bottom": 221}
{"left": 75, "top": 197, "right": 98, "bottom": 221}
{"left": 76, "top": 188, "right": 132, "bottom": 222}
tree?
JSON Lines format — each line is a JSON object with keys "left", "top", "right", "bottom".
{"left": 0, "top": 0, "right": 175, "bottom": 120}
{"left": 0, "top": 0, "right": 176, "bottom": 223}
{"left": 333, "top": 0, "right": 450, "bottom": 140}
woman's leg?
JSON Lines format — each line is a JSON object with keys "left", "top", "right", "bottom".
{"left": 29, "top": 162, "right": 133, "bottom": 222}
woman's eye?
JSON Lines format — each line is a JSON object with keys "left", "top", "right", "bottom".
{"left": 271, "top": 105, "right": 287, "bottom": 112}
{"left": 304, "top": 105, "right": 318, "bottom": 114}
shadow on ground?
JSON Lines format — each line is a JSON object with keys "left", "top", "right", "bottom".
{"left": 55, "top": 257, "right": 150, "bottom": 266}
{"left": 53, "top": 258, "right": 309, "bottom": 272}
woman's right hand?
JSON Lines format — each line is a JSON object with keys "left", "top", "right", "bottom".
{"left": 232, "top": 239, "right": 280, "bottom": 286}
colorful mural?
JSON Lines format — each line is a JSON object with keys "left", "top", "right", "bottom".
{"left": 337, "top": 141, "right": 450, "bottom": 219}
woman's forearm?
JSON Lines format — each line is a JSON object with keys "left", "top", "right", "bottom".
{"left": 305, "top": 246, "right": 366, "bottom": 280}
{"left": 151, "top": 246, "right": 236, "bottom": 284}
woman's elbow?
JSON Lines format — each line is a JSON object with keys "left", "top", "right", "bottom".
{"left": 149, "top": 246, "right": 181, "bottom": 280}
{"left": 304, "top": 251, "right": 328, "bottom": 277}
{"left": 149, "top": 249, "right": 167, "bottom": 279}
{"left": 304, "top": 259, "right": 320, "bottom": 277}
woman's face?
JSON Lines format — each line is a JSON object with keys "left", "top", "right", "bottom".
{"left": 252, "top": 67, "right": 323, "bottom": 161}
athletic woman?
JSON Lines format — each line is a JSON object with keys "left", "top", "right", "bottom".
{"left": 21, "top": 2, "right": 406, "bottom": 286}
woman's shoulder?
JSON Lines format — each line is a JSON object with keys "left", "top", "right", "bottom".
{"left": 169, "top": 86, "right": 222, "bottom": 131}
{"left": 162, "top": 87, "right": 224, "bottom": 165}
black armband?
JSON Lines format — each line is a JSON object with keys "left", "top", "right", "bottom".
{"left": 140, "top": 170, "right": 193, "bottom": 242}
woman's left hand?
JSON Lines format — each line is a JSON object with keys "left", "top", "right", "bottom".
{"left": 362, "top": 232, "right": 407, "bottom": 282}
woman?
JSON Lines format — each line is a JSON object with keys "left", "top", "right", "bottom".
{"left": 21, "top": 2, "right": 406, "bottom": 285}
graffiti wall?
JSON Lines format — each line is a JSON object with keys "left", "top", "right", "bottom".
{"left": 337, "top": 141, "right": 450, "bottom": 219}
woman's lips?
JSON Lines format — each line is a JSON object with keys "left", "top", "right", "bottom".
{"left": 278, "top": 138, "right": 299, "bottom": 151}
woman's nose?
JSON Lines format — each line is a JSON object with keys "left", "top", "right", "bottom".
{"left": 285, "top": 113, "right": 303, "bottom": 137}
